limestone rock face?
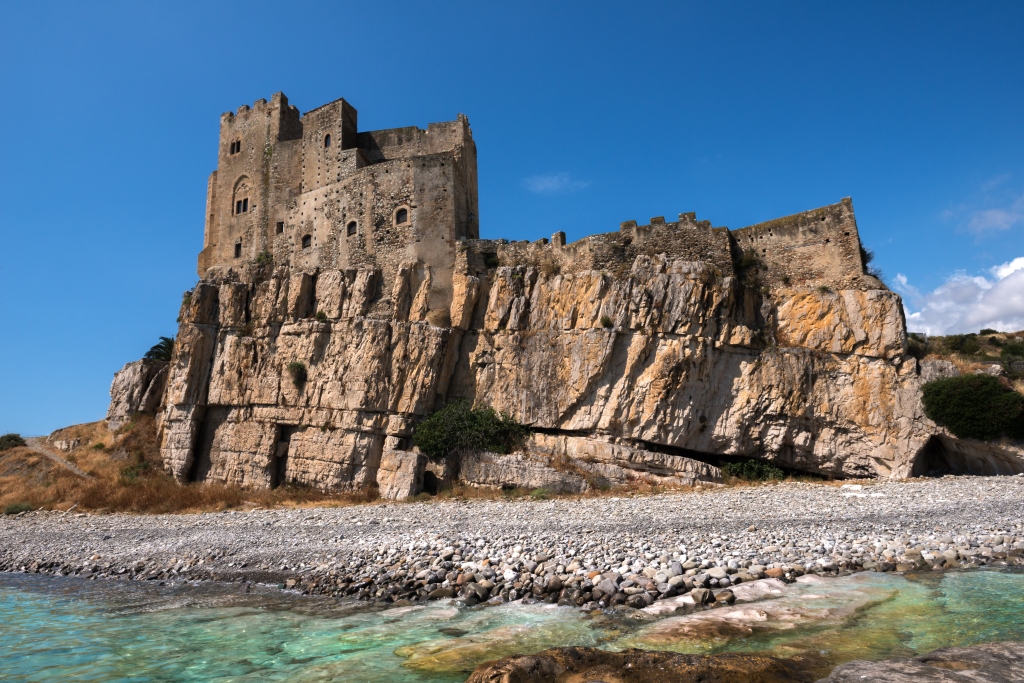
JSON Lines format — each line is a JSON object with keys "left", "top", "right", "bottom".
{"left": 148, "top": 254, "right": 1023, "bottom": 492}
{"left": 107, "top": 359, "right": 169, "bottom": 431}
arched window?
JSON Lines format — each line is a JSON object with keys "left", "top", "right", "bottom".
{"left": 395, "top": 207, "right": 409, "bottom": 225}
{"left": 232, "top": 176, "right": 251, "bottom": 216}
{"left": 324, "top": 134, "right": 331, "bottom": 149}
{"left": 301, "top": 234, "right": 312, "bottom": 249}
{"left": 347, "top": 221, "right": 357, "bottom": 236}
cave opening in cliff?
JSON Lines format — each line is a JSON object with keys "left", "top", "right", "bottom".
{"left": 422, "top": 470, "right": 441, "bottom": 495}
{"left": 271, "top": 425, "right": 297, "bottom": 488}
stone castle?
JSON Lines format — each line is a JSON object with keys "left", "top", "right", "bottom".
{"left": 198, "top": 93, "right": 873, "bottom": 315}
{"left": 107, "top": 93, "right": 1024, "bottom": 498}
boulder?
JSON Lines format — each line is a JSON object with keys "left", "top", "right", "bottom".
{"left": 376, "top": 448, "right": 426, "bottom": 500}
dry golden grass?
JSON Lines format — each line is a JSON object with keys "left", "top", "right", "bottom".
{"left": 0, "top": 417, "right": 378, "bottom": 515}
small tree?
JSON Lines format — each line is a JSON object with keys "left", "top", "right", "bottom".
{"left": 144, "top": 336, "right": 175, "bottom": 361}
{"left": 412, "top": 400, "right": 528, "bottom": 460}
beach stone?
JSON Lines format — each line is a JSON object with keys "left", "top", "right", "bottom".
{"left": 690, "top": 587, "right": 715, "bottom": 605}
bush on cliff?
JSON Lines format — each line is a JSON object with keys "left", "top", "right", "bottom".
{"left": 413, "top": 401, "right": 528, "bottom": 460}
{"left": 922, "top": 375, "right": 1024, "bottom": 441}
{"left": 0, "top": 433, "right": 27, "bottom": 451}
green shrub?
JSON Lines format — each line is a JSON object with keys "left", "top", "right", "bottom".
{"left": 921, "top": 375, "right": 1024, "bottom": 441}
{"left": 315, "top": 310, "right": 329, "bottom": 323}
{"left": 412, "top": 400, "right": 528, "bottom": 460}
{"left": 0, "top": 433, "right": 27, "bottom": 451}
{"left": 942, "top": 334, "right": 981, "bottom": 355}
{"left": 1001, "top": 342, "right": 1024, "bottom": 359}
{"left": 529, "top": 488, "right": 550, "bottom": 500}
{"left": 980, "top": 328, "right": 999, "bottom": 335}
{"left": 143, "top": 336, "right": 175, "bottom": 361}
{"left": 91, "top": 442, "right": 106, "bottom": 450}
{"left": 119, "top": 461, "right": 151, "bottom": 484}
{"left": 483, "top": 253, "right": 500, "bottom": 269}
{"left": 287, "top": 361, "right": 308, "bottom": 385}
{"left": 816, "top": 285, "right": 833, "bottom": 294}
{"left": 600, "top": 315, "right": 614, "bottom": 328}
{"left": 3, "top": 502, "right": 32, "bottom": 515}
{"left": 721, "top": 458, "right": 784, "bottom": 481}
{"left": 255, "top": 250, "right": 273, "bottom": 265}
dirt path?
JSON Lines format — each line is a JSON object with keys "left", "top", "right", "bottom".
{"left": 24, "top": 438, "right": 93, "bottom": 479}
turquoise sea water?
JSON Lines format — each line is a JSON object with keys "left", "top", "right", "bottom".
{"left": 2, "top": 570, "right": 1024, "bottom": 682}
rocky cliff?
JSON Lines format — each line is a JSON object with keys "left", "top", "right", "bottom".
{"left": 146, "top": 246, "right": 1022, "bottom": 496}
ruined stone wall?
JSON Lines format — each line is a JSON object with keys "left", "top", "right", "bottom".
{"left": 731, "top": 197, "right": 868, "bottom": 289}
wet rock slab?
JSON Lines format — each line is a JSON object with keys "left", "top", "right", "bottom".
{"left": 465, "top": 646, "right": 824, "bottom": 683}
{"left": 818, "top": 641, "right": 1024, "bottom": 682}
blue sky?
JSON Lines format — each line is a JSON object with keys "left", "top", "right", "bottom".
{"left": 2, "top": 1, "right": 1023, "bottom": 435}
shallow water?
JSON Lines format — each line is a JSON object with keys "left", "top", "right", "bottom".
{"left": 2, "top": 570, "right": 1023, "bottom": 682}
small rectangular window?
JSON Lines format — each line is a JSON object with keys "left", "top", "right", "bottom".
{"left": 234, "top": 243, "right": 242, "bottom": 258}
{"left": 242, "top": 198, "right": 248, "bottom": 213}
{"left": 276, "top": 222, "right": 284, "bottom": 234}
{"left": 236, "top": 200, "right": 242, "bottom": 215}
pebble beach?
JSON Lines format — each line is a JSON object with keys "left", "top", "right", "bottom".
{"left": 2, "top": 475, "right": 1023, "bottom": 611}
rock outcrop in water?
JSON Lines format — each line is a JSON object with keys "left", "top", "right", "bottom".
{"left": 464, "top": 646, "right": 822, "bottom": 683}
{"left": 819, "top": 641, "right": 1024, "bottom": 682}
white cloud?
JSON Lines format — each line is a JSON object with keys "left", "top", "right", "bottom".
{"left": 897, "top": 257, "right": 1024, "bottom": 335}
{"left": 965, "top": 190, "right": 1024, "bottom": 235}
{"left": 522, "top": 173, "right": 590, "bottom": 194}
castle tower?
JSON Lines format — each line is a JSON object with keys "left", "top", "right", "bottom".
{"left": 197, "top": 92, "right": 478, "bottom": 314}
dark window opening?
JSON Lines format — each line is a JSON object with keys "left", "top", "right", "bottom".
{"left": 324, "top": 134, "right": 331, "bottom": 148}
{"left": 396, "top": 208, "right": 408, "bottom": 224}
{"left": 235, "top": 198, "right": 249, "bottom": 215}
{"left": 229, "top": 140, "right": 241, "bottom": 154}
{"left": 234, "top": 242, "right": 242, "bottom": 258}
{"left": 347, "top": 221, "right": 357, "bottom": 236}
{"left": 301, "top": 234, "right": 312, "bottom": 249}
{"left": 272, "top": 425, "right": 298, "bottom": 488}
{"left": 276, "top": 221, "right": 284, "bottom": 234}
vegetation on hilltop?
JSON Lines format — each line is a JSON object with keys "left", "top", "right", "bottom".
{"left": 921, "top": 375, "right": 1024, "bottom": 441}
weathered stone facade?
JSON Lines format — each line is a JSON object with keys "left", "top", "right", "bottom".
{"left": 114, "top": 93, "right": 1024, "bottom": 496}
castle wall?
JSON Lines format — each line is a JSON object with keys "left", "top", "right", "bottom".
{"left": 731, "top": 197, "right": 866, "bottom": 289}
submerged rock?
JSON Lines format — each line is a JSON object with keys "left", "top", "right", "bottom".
{"left": 818, "top": 641, "right": 1024, "bottom": 682}
{"left": 464, "top": 646, "right": 823, "bottom": 683}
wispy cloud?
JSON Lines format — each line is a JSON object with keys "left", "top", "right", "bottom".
{"left": 942, "top": 175, "right": 1024, "bottom": 236}
{"left": 896, "top": 256, "right": 1024, "bottom": 334}
{"left": 966, "top": 192, "right": 1024, "bottom": 234}
{"left": 522, "top": 173, "right": 590, "bottom": 194}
